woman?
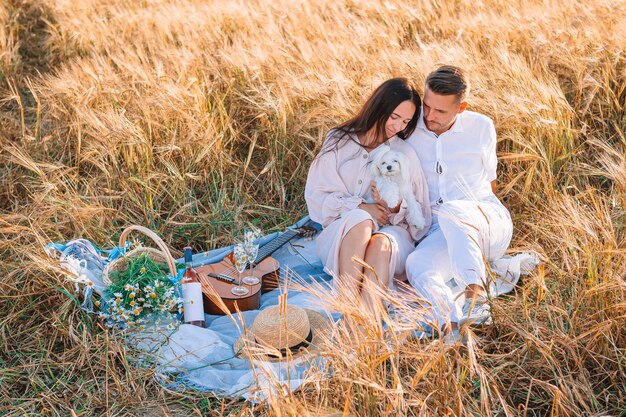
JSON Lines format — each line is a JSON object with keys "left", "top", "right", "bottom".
{"left": 305, "top": 78, "right": 432, "bottom": 312}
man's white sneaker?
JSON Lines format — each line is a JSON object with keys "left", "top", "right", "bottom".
{"left": 459, "top": 297, "right": 492, "bottom": 328}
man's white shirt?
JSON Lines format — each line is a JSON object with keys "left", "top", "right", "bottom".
{"left": 407, "top": 110, "right": 498, "bottom": 209}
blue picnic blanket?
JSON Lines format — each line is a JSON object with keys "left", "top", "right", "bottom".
{"left": 49, "top": 215, "right": 538, "bottom": 401}
{"left": 128, "top": 216, "right": 339, "bottom": 401}
{"left": 129, "top": 215, "right": 538, "bottom": 400}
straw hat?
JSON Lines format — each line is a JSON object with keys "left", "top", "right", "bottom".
{"left": 234, "top": 304, "right": 332, "bottom": 361}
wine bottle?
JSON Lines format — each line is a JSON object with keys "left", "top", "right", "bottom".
{"left": 181, "top": 246, "right": 205, "bottom": 327}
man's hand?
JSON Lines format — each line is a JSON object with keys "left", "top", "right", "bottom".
{"left": 358, "top": 202, "right": 389, "bottom": 226}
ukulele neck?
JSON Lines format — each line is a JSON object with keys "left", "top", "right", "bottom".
{"left": 252, "top": 229, "right": 298, "bottom": 264}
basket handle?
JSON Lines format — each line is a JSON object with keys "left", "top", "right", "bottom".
{"left": 119, "top": 225, "right": 178, "bottom": 277}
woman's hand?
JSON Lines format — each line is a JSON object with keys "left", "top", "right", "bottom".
{"left": 370, "top": 181, "right": 386, "bottom": 208}
{"left": 370, "top": 181, "right": 401, "bottom": 213}
{"left": 358, "top": 202, "right": 389, "bottom": 225}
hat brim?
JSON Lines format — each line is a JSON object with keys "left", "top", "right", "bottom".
{"left": 233, "top": 308, "right": 333, "bottom": 362}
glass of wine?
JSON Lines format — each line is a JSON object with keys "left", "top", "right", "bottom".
{"left": 242, "top": 241, "right": 260, "bottom": 286}
{"left": 231, "top": 244, "right": 250, "bottom": 296}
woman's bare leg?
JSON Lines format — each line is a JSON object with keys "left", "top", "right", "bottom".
{"left": 361, "top": 234, "right": 392, "bottom": 316}
{"left": 337, "top": 220, "right": 374, "bottom": 296}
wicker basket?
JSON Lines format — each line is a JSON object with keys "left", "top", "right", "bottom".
{"left": 103, "top": 225, "right": 178, "bottom": 286}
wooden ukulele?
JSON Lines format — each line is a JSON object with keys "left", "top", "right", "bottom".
{"left": 195, "top": 226, "right": 315, "bottom": 315}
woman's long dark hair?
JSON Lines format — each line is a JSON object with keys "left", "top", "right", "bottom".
{"left": 320, "top": 77, "right": 421, "bottom": 155}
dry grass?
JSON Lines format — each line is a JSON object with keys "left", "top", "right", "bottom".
{"left": 0, "top": 0, "right": 625, "bottom": 415}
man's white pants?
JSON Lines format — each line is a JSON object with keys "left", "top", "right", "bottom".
{"left": 405, "top": 198, "right": 513, "bottom": 326}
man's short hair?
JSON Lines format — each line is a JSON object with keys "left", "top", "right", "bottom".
{"left": 425, "top": 65, "right": 469, "bottom": 102}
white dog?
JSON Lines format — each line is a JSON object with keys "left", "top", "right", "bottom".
{"left": 369, "top": 148, "right": 426, "bottom": 229}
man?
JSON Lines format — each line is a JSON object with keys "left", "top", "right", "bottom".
{"left": 405, "top": 65, "right": 513, "bottom": 338}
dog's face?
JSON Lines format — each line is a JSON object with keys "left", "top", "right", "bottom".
{"left": 372, "top": 149, "right": 408, "bottom": 179}
{"left": 377, "top": 155, "right": 402, "bottom": 177}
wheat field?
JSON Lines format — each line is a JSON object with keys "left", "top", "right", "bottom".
{"left": 0, "top": 0, "right": 625, "bottom": 415}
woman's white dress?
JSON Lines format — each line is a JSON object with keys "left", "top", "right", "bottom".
{"left": 305, "top": 131, "right": 432, "bottom": 283}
